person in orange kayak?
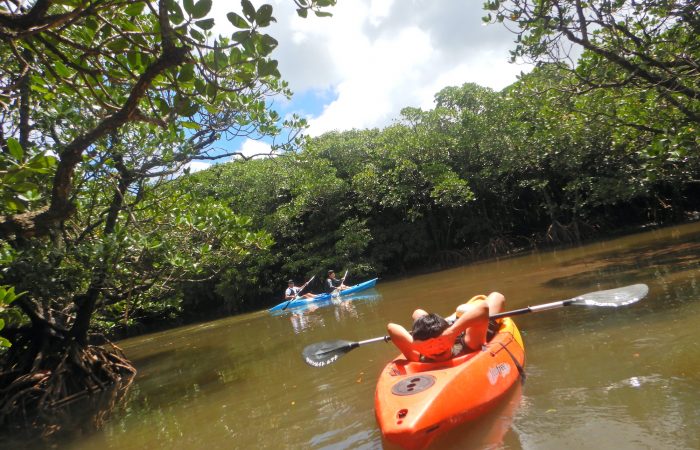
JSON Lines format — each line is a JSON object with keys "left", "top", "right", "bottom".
{"left": 386, "top": 292, "right": 505, "bottom": 362}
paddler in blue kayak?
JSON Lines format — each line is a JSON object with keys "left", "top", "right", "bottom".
{"left": 386, "top": 292, "right": 506, "bottom": 362}
{"left": 284, "top": 279, "right": 316, "bottom": 301}
{"left": 324, "top": 269, "right": 349, "bottom": 294}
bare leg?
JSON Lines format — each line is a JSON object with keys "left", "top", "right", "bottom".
{"left": 457, "top": 292, "right": 506, "bottom": 350}
{"left": 387, "top": 322, "right": 421, "bottom": 362}
{"left": 456, "top": 301, "right": 490, "bottom": 351}
{"left": 485, "top": 292, "right": 505, "bottom": 315}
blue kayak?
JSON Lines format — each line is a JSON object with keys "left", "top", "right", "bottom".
{"left": 286, "top": 292, "right": 382, "bottom": 317}
{"left": 268, "top": 278, "right": 379, "bottom": 312}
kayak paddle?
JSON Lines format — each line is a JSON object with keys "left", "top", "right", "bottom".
{"left": 302, "top": 283, "right": 649, "bottom": 367}
{"left": 490, "top": 283, "right": 649, "bottom": 319}
{"left": 281, "top": 275, "right": 315, "bottom": 311}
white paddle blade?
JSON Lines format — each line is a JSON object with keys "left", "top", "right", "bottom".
{"left": 573, "top": 284, "right": 649, "bottom": 307}
{"left": 303, "top": 340, "right": 355, "bottom": 367}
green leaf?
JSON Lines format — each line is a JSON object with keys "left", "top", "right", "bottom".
{"left": 125, "top": 2, "right": 145, "bottom": 16}
{"left": 127, "top": 51, "right": 142, "bottom": 68}
{"left": 194, "top": 78, "right": 206, "bottom": 95}
{"left": 6, "top": 138, "right": 23, "bottom": 161}
{"left": 27, "top": 154, "right": 56, "bottom": 170}
{"left": 257, "top": 59, "right": 279, "bottom": 78}
{"left": 183, "top": 0, "right": 194, "bottom": 15}
{"left": 4, "top": 199, "right": 23, "bottom": 212}
{"left": 85, "top": 16, "right": 99, "bottom": 30}
{"left": 107, "top": 38, "right": 129, "bottom": 52}
{"left": 10, "top": 181, "right": 38, "bottom": 192}
{"left": 167, "top": 0, "right": 185, "bottom": 24}
{"left": 20, "top": 191, "right": 42, "bottom": 202}
{"left": 54, "top": 60, "right": 71, "bottom": 78}
{"left": 242, "top": 0, "right": 256, "bottom": 20}
{"left": 214, "top": 49, "right": 228, "bottom": 70}
{"left": 190, "top": 28, "right": 205, "bottom": 41}
{"left": 229, "top": 47, "right": 242, "bottom": 64}
{"left": 233, "top": 30, "right": 251, "bottom": 45}
{"left": 30, "top": 83, "right": 49, "bottom": 94}
{"left": 178, "top": 63, "right": 195, "bottom": 82}
{"left": 195, "top": 18, "right": 215, "bottom": 30}
{"left": 296, "top": 8, "right": 308, "bottom": 18}
{"left": 259, "top": 34, "right": 278, "bottom": 55}
{"left": 206, "top": 82, "right": 218, "bottom": 99}
{"left": 191, "top": 0, "right": 212, "bottom": 19}
{"left": 256, "top": 4, "right": 275, "bottom": 26}
{"left": 227, "top": 12, "right": 250, "bottom": 29}
{"left": 181, "top": 121, "right": 201, "bottom": 130}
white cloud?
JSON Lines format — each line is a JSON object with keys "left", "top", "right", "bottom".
{"left": 181, "top": 139, "right": 273, "bottom": 175}
{"left": 211, "top": 0, "right": 531, "bottom": 136}
{"left": 306, "top": 25, "right": 433, "bottom": 135}
{"left": 234, "top": 138, "right": 274, "bottom": 159}
{"left": 185, "top": 160, "right": 212, "bottom": 173}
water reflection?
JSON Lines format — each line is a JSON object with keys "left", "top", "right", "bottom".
{"left": 287, "top": 292, "right": 383, "bottom": 334}
{"left": 290, "top": 306, "right": 325, "bottom": 334}
{"left": 545, "top": 226, "right": 700, "bottom": 291}
{"left": 333, "top": 298, "right": 359, "bottom": 322}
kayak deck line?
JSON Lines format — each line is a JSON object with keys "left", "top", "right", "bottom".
{"left": 375, "top": 317, "right": 525, "bottom": 450}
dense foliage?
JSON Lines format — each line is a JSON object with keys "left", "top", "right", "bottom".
{"left": 483, "top": 0, "right": 699, "bottom": 172}
{"left": 185, "top": 70, "right": 699, "bottom": 314}
{"left": 0, "top": 0, "right": 334, "bottom": 430}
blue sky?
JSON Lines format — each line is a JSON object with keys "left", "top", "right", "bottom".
{"left": 189, "top": 0, "right": 532, "bottom": 171}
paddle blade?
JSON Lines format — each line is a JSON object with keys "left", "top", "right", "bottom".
{"left": 571, "top": 283, "right": 649, "bottom": 307}
{"left": 303, "top": 340, "right": 357, "bottom": 367}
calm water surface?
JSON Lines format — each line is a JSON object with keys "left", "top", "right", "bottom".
{"left": 65, "top": 222, "right": 700, "bottom": 449}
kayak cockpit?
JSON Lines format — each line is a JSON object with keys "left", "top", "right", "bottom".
{"left": 386, "top": 320, "right": 520, "bottom": 376}
{"left": 388, "top": 350, "right": 481, "bottom": 376}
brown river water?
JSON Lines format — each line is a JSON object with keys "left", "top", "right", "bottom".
{"left": 59, "top": 222, "right": 700, "bottom": 449}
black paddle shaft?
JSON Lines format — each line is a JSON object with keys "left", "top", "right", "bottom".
{"left": 490, "top": 299, "right": 575, "bottom": 319}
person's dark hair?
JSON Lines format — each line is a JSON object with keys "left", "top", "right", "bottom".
{"left": 411, "top": 313, "right": 449, "bottom": 341}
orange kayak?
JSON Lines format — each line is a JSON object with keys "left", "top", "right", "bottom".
{"left": 374, "top": 317, "right": 525, "bottom": 449}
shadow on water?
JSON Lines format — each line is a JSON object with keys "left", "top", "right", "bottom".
{"left": 542, "top": 230, "right": 700, "bottom": 318}
{"left": 546, "top": 229, "right": 700, "bottom": 289}
{"left": 2, "top": 378, "right": 134, "bottom": 450}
